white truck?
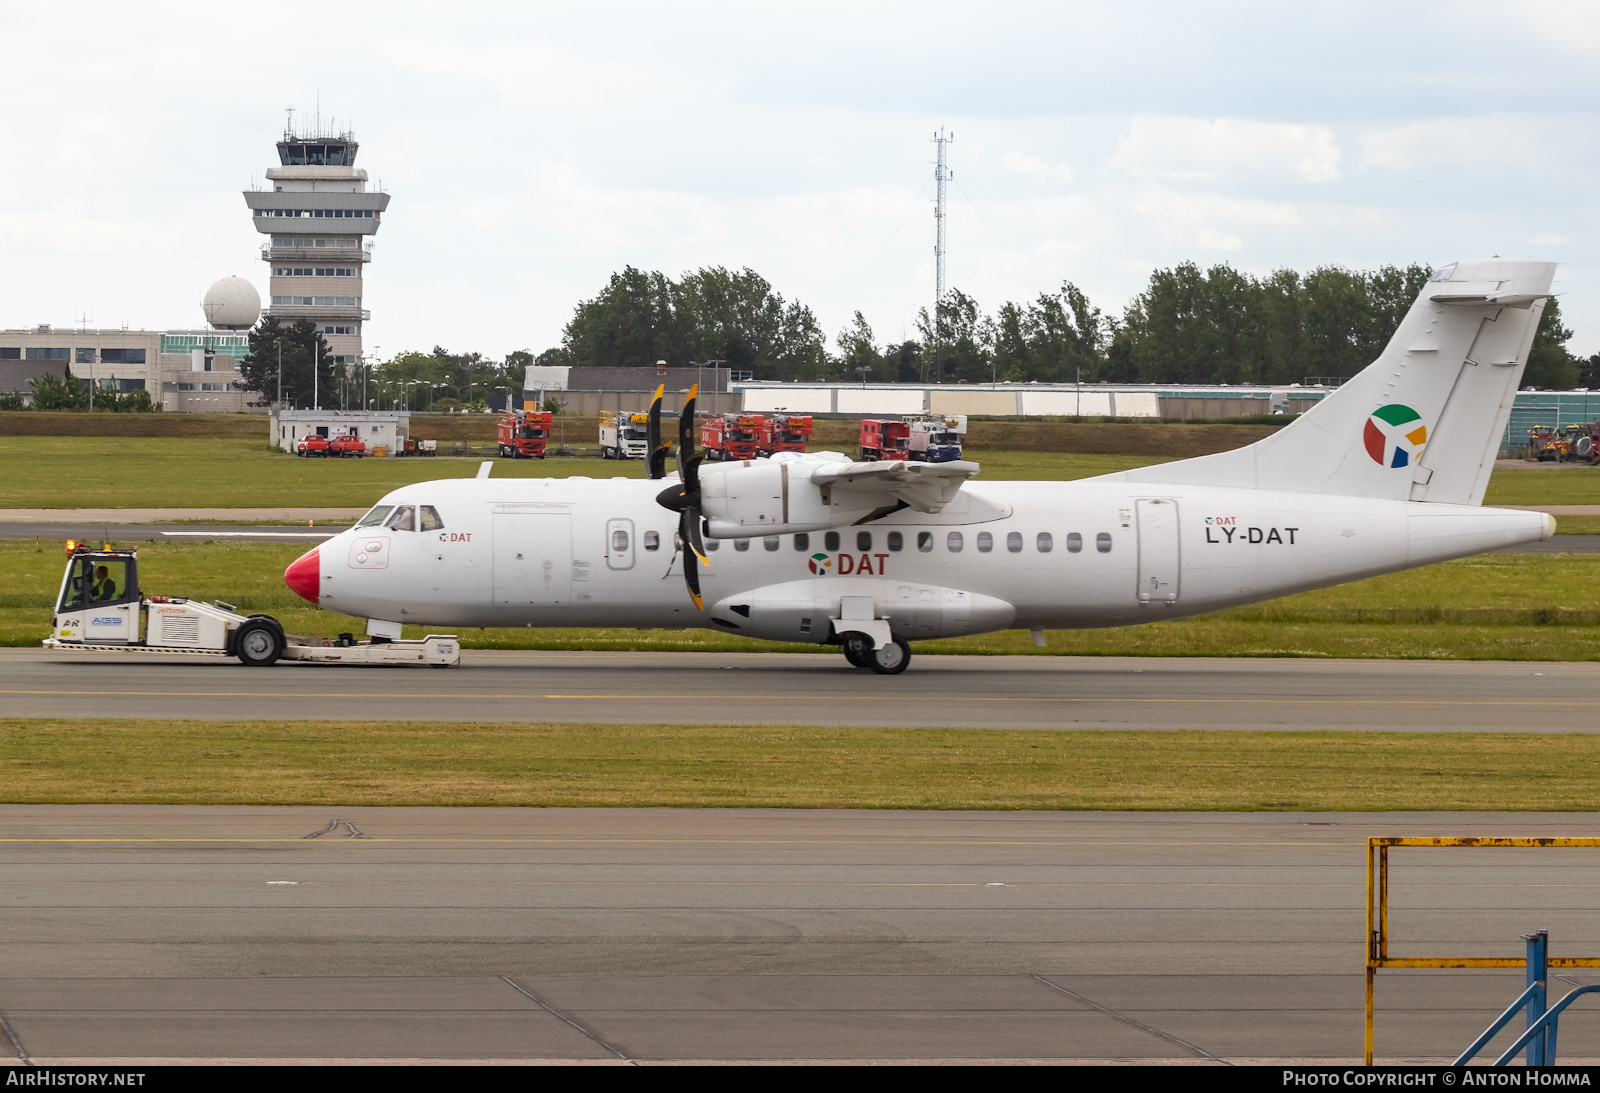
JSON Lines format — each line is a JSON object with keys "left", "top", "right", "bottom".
{"left": 599, "top": 410, "right": 651, "bottom": 460}
{"left": 43, "top": 542, "right": 460, "bottom": 667}
{"left": 907, "top": 414, "right": 967, "bottom": 463}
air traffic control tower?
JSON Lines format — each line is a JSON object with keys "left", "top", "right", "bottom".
{"left": 242, "top": 125, "right": 390, "bottom": 369}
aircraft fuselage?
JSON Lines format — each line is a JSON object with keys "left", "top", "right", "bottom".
{"left": 295, "top": 475, "right": 1550, "bottom": 644}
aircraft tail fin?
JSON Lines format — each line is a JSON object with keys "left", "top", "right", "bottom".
{"left": 1106, "top": 259, "right": 1555, "bottom": 505}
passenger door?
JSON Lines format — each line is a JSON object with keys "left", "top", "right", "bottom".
{"left": 492, "top": 508, "right": 572, "bottom": 606}
{"left": 1136, "top": 498, "right": 1180, "bottom": 605}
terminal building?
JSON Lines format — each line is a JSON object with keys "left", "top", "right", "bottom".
{"left": 0, "top": 277, "right": 259, "bottom": 411}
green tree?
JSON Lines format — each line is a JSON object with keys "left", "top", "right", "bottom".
{"left": 836, "top": 311, "right": 882, "bottom": 382}
{"left": 560, "top": 265, "right": 831, "bottom": 380}
{"left": 241, "top": 316, "right": 333, "bottom": 409}
{"left": 1525, "top": 297, "right": 1579, "bottom": 390}
{"left": 29, "top": 371, "right": 88, "bottom": 411}
{"left": 917, "top": 289, "right": 993, "bottom": 383}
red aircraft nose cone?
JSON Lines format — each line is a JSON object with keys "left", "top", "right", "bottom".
{"left": 285, "top": 547, "right": 321, "bottom": 604}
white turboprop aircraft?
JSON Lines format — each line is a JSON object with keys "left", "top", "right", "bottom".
{"left": 285, "top": 258, "right": 1557, "bottom": 674}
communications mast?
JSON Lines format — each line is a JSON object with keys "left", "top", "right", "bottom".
{"left": 932, "top": 128, "right": 952, "bottom": 381}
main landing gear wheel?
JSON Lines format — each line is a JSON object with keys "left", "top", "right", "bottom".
{"left": 841, "top": 634, "right": 911, "bottom": 674}
{"left": 842, "top": 633, "right": 873, "bottom": 668}
{"left": 235, "top": 619, "right": 283, "bottom": 667}
{"left": 867, "top": 636, "right": 911, "bottom": 675}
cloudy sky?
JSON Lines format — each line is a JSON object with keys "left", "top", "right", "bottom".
{"left": 2, "top": 1, "right": 1597, "bottom": 359}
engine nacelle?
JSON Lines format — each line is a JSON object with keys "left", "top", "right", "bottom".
{"left": 698, "top": 453, "right": 984, "bottom": 538}
{"left": 699, "top": 457, "right": 881, "bottom": 538}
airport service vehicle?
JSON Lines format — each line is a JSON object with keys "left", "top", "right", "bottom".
{"left": 283, "top": 259, "right": 1558, "bottom": 676}
{"left": 1528, "top": 425, "right": 1575, "bottom": 462}
{"left": 701, "top": 413, "right": 764, "bottom": 461}
{"left": 44, "top": 541, "right": 459, "bottom": 667}
{"left": 907, "top": 415, "right": 966, "bottom": 463}
{"left": 599, "top": 410, "right": 650, "bottom": 460}
{"left": 759, "top": 414, "right": 813, "bottom": 457}
{"left": 397, "top": 439, "right": 438, "bottom": 457}
{"left": 498, "top": 409, "right": 553, "bottom": 459}
{"left": 295, "top": 434, "right": 330, "bottom": 457}
{"left": 328, "top": 433, "right": 368, "bottom": 458}
{"left": 859, "top": 419, "right": 911, "bottom": 462}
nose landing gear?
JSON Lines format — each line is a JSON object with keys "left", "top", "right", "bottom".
{"left": 841, "top": 633, "right": 912, "bottom": 675}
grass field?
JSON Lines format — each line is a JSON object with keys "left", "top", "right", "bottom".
{"left": 4, "top": 540, "right": 1599, "bottom": 658}
{"left": 0, "top": 437, "right": 1183, "bottom": 509}
{"left": 0, "top": 719, "right": 1596, "bottom": 809}
{"left": 4, "top": 434, "right": 1600, "bottom": 509}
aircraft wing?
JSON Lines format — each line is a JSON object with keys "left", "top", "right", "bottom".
{"left": 809, "top": 459, "right": 980, "bottom": 513}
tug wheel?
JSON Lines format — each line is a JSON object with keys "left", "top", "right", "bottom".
{"left": 235, "top": 619, "right": 283, "bottom": 667}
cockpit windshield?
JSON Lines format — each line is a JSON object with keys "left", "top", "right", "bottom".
{"left": 356, "top": 505, "right": 394, "bottom": 528}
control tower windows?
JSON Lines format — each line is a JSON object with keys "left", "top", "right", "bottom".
{"left": 254, "top": 208, "right": 374, "bottom": 219}
{"left": 272, "top": 268, "right": 359, "bottom": 277}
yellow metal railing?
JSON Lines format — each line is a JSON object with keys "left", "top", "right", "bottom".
{"left": 1365, "top": 836, "right": 1600, "bottom": 1065}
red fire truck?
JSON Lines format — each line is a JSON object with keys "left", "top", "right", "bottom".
{"left": 700, "top": 413, "right": 765, "bottom": 461}
{"left": 497, "top": 408, "right": 553, "bottom": 459}
{"left": 859, "top": 419, "right": 911, "bottom": 461}
{"left": 759, "top": 414, "right": 813, "bottom": 456}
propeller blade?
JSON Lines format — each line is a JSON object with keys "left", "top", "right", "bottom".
{"left": 676, "top": 384, "right": 699, "bottom": 479}
{"left": 646, "top": 385, "right": 669, "bottom": 480}
{"left": 679, "top": 511, "right": 704, "bottom": 610}
{"left": 685, "top": 502, "right": 709, "bottom": 567}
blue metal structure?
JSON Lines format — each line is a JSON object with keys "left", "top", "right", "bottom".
{"left": 1455, "top": 931, "right": 1600, "bottom": 1066}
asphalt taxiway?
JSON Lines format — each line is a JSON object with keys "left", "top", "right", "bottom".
{"left": 4, "top": 648, "right": 1598, "bottom": 731}
{"left": 0, "top": 807, "right": 1595, "bottom": 1065}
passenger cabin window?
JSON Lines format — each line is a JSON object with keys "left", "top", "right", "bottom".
{"left": 419, "top": 505, "right": 444, "bottom": 532}
{"left": 1007, "top": 531, "right": 1023, "bottom": 553}
{"left": 644, "top": 530, "right": 660, "bottom": 551}
{"left": 824, "top": 531, "right": 840, "bottom": 551}
{"left": 1067, "top": 532, "right": 1083, "bottom": 553}
{"left": 1037, "top": 532, "right": 1053, "bottom": 553}
{"left": 763, "top": 536, "right": 780, "bottom": 551}
{"left": 706, "top": 538, "right": 720, "bottom": 552}
{"left": 356, "top": 505, "right": 393, "bottom": 528}
{"left": 794, "top": 533, "right": 810, "bottom": 551}
{"left": 856, "top": 531, "right": 872, "bottom": 551}
{"left": 887, "top": 531, "right": 903, "bottom": 552}
{"left": 612, "top": 529, "right": 630, "bottom": 552}
{"left": 976, "top": 532, "right": 993, "bottom": 553}
{"left": 734, "top": 538, "right": 750, "bottom": 552}
{"left": 917, "top": 531, "right": 933, "bottom": 553}
{"left": 947, "top": 531, "right": 964, "bottom": 553}
{"left": 384, "top": 505, "right": 416, "bottom": 532}
{"left": 1097, "top": 532, "right": 1113, "bottom": 553}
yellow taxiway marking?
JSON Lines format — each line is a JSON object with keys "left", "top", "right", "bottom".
{"left": 0, "top": 688, "right": 1592, "bottom": 707}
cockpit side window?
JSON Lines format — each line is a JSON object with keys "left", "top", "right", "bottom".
{"left": 384, "top": 505, "right": 417, "bottom": 532}
{"left": 419, "top": 505, "right": 445, "bottom": 532}
{"left": 356, "top": 505, "right": 394, "bottom": 528}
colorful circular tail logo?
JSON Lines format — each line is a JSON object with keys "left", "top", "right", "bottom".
{"left": 808, "top": 552, "right": 832, "bottom": 576}
{"left": 1364, "top": 404, "right": 1428, "bottom": 468}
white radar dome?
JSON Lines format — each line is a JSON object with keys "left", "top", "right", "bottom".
{"left": 202, "top": 276, "right": 262, "bottom": 330}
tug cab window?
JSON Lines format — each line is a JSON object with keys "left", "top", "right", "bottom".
{"left": 57, "top": 556, "right": 136, "bottom": 611}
